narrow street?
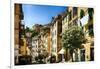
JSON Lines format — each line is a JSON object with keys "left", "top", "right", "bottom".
{"left": 14, "top": 4, "right": 94, "bottom": 65}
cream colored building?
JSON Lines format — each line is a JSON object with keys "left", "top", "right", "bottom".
{"left": 31, "top": 36, "right": 39, "bottom": 63}
{"left": 50, "top": 15, "right": 62, "bottom": 62}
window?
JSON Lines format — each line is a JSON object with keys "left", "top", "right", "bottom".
{"left": 19, "top": 39, "right": 24, "bottom": 46}
{"left": 64, "top": 18, "right": 66, "bottom": 23}
{"left": 55, "top": 22, "right": 57, "bottom": 27}
{"left": 88, "top": 8, "right": 94, "bottom": 20}
{"left": 55, "top": 39, "right": 56, "bottom": 44}
{"left": 73, "top": 7, "right": 77, "bottom": 17}
{"left": 80, "top": 9, "right": 85, "bottom": 18}
{"left": 73, "top": 18, "right": 78, "bottom": 26}
{"left": 64, "top": 16, "right": 67, "bottom": 23}
{"left": 62, "top": 20, "right": 64, "bottom": 25}
{"left": 90, "top": 48, "right": 94, "bottom": 61}
{"left": 88, "top": 24, "right": 94, "bottom": 36}
{"left": 80, "top": 49, "right": 85, "bottom": 61}
{"left": 52, "top": 32, "right": 54, "bottom": 37}
{"left": 64, "top": 16, "right": 68, "bottom": 23}
{"left": 52, "top": 47, "right": 56, "bottom": 52}
{"left": 69, "top": 11, "right": 72, "bottom": 21}
{"left": 52, "top": 39, "right": 54, "bottom": 45}
{"left": 55, "top": 30, "right": 56, "bottom": 35}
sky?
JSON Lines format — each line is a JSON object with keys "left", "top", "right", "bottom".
{"left": 22, "top": 4, "right": 67, "bottom": 28}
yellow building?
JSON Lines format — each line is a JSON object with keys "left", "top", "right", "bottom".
{"left": 78, "top": 8, "right": 94, "bottom": 61}
{"left": 20, "top": 38, "right": 27, "bottom": 56}
{"left": 41, "top": 26, "right": 51, "bottom": 63}
{"left": 39, "top": 26, "right": 51, "bottom": 58}
{"left": 43, "top": 26, "right": 51, "bottom": 56}
{"left": 62, "top": 7, "right": 94, "bottom": 62}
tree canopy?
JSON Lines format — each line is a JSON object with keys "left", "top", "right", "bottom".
{"left": 25, "top": 26, "right": 39, "bottom": 37}
{"left": 62, "top": 26, "right": 86, "bottom": 50}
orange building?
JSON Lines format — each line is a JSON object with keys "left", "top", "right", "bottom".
{"left": 14, "top": 4, "right": 24, "bottom": 65}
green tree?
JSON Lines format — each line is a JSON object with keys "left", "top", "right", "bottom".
{"left": 25, "top": 26, "right": 39, "bottom": 37}
{"left": 25, "top": 26, "right": 31, "bottom": 32}
{"left": 62, "top": 26, "right": 86, "bottom": 62}
{"left": 31, "top": 30, "right": 39, "bottom": 37}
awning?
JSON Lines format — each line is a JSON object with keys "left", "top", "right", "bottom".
{"left": 52, "top": 52, "right": 57, "bottom": 56}
{"left": 58, "top": 48, "right": 65, "bottom": 54}
{"left": 80, "top": 14, "right": 89, "bottom": 26}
